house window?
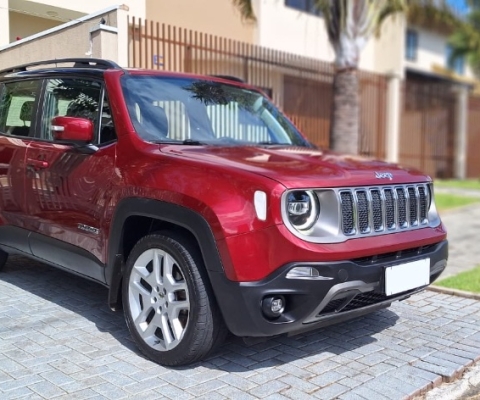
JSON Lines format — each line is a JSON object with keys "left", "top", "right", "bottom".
{"left": 446, "top": 45, "right": 465, "bottom": 75}
{"left": 285, "top": 0, "right": 321, "bottom": 16}
{"left": 405, "top": 29, "right": 418, "bottom": 61}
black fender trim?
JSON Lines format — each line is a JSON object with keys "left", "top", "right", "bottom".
{"left": 106, "top": 198, "right": 226, "bottom": 309}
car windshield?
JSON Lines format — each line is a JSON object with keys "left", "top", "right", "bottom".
{"left": 121, "top": 76, "right": 311, "bottom": 147}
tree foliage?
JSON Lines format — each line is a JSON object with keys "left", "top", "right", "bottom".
{"left": 448, "top": 0, "right": 480, "bottom": 75}
{"left": 230, "top": 0, "right": 464, "bottom": 153}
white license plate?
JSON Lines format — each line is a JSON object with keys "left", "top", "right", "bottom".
{"left": 385, "top": 258, "right": 430, "bottom": 296}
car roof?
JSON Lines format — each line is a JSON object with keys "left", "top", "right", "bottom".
{"left": 0, "top": 58, "right": 253, "bottom": 90}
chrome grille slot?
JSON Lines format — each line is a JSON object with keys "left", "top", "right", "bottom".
{"left": 418, "top": 186, "right": 427, "bottom": 223}
{"left": 370, "top": 189, "right": 383, "bottom": 231}
{"left": 340, "top": 191, "right": 355, "bottom": 235}
{"left": 336, "top": 184, "right": 430, "bottom": 239}
{"left": 384, "top": 189, "right": 395, "bottom": 229}
{"left": 356, "top": 190, "right": 370, "bottom": 234}
{"left": 408, "top": 187, "right": 418, "bottom": 226}
{"left": 396, "top": 188, "right": 407, "bottom": 228}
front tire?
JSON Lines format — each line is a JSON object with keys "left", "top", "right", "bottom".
{"left": 122, "top": 233, "right": 225, "bottom": 366}
{"left": 0, "top": 250, "right": 8, "bottom": 272}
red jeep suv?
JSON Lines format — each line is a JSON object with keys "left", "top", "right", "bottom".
{"left": 0, "top": 59, "right": 447, "bottom": 366}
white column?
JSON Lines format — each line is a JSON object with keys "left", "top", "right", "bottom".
{"left": 386, "top": 73, "right": 402, "bottom": 164}
{"left": 454, "top": 84, "right": 469, "bottom": 179}
{"left": 116, "top": 5, "right": 130, "bottom": 67}
{"left": 90, "top": 23, "right": 119, "bottom": 61}
{"left": 0, "top": 0, "right": 10, "bottom": 47}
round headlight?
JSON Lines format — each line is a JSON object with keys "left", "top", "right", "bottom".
{"left": 286, "top": 190, "right": 319, "bottom": 231}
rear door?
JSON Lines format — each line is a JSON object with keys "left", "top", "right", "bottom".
{"left": 24, "top": 77, "right": 117, "bottom": 281}
{"left": 0, "top": 79, "right": 40, "bottom": 251}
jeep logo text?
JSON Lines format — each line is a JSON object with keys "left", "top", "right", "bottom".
{"left": 375, "top": 172, "right": 393, "bottom": 180}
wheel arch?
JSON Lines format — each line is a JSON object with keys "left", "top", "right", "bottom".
{"left": 106, "top": 198, "right": 226, "bottom": 311}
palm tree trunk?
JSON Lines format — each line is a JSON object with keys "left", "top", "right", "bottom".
{"left": 329, "top": 68, "right": 359, "bottom": 154}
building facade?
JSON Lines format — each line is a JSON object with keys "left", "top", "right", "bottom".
{"left": 0, "top": 0, "right": 478, "bottom": 178}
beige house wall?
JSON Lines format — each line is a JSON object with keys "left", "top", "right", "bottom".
{"left": 145, "top": 0, "right": 256, "bottom": 43}
{"left": 9, "top": 11, "right": 60, "bottom": 42}
{"left": 12, "top": 0, "right": 145, "bottom": 21}
{"left": 0, "top": 8, "right": 124, "bottom": 70}
{"left": 1, "top": 0, "right": 145, "bottom": 46}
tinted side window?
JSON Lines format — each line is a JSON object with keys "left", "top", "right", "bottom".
{"left": 0, "top": 80, "right": 40, "bottom": 137}
{"left": 41, "top": 78, "right": 102, "bottom": 142}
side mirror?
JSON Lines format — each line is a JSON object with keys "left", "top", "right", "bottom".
{"left": 51, "top": 116, "right": 94, "bottom": 143}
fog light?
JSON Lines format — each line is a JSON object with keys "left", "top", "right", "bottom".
{"left": 262, "top": 295, "right": 285, "bottom": 319}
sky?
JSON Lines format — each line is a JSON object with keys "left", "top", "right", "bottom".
{"left": 447, "top": 0, "right": 469, "bottom": 13}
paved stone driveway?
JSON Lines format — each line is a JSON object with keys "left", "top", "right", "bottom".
{"left": 1, "top": 257, "right": 480, "bottom": 400}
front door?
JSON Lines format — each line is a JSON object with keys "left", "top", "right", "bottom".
{"left": 24, "top": 77, "right": 117, "bottom": 281}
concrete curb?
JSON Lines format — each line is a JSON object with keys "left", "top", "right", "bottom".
{"left": 408, "top": 288, "right": 480, "bottom": 399}
{"left": 408, "top": 360, "right": 479, "bottom": 400}
{"left": 413, "top": 361, "right": 480, "bottom": 400}
{"left": 427, "top": 285, "right": 480, "bottom": 300}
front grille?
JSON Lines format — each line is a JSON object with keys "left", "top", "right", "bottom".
{"left": 317, "top": 290, "right": 420, "bottom": 317}
{"left": 353, "top": 244, "right": 436, "bottom": 265}
{"left": 339, "top": 184, "right": 430, "bottom": 237}
{"left": 318, "top": 292, "right": 389, "bottom": 316}
{"left": 342, "top": 292, "right": 388, "bottom": 312}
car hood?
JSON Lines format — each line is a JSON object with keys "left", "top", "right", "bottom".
{"left": 160, "top": 145, "right": 430, "bottom": 189}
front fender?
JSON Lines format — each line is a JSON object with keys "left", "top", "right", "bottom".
{"left": 105, "top": 197, "right": 229, "bottom": 310}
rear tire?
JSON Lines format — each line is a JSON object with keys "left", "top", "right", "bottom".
{"left": 122, "top": 233, "right": 226, "bottom": 366}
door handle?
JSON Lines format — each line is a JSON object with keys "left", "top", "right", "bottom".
{"left": 27, "top": 158, "right": 49, "bottom": 171}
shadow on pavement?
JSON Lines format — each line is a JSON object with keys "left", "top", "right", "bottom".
{"left": 1, "top": 256, "right": 399, "bottom": 371}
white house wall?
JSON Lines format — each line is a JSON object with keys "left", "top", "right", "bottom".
{"left": 255, "top": 0, "right": 388, "bottom": 74}
{"left": 0, "top": 0, "right": 8, "bottom": 46}
{"left": 406, "top": 24, "right": 476, "bottom": 79}
{"left": 256, "top": 1, "right": 335, "bottom": 62}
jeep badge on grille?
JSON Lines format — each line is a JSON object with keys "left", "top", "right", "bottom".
{"left": 375, "top": 172, "right": 393, "bottom": 180}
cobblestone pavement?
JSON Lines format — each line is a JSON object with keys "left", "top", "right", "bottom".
{"left": 2, "top": 257, "right": 480, "bottom": 400}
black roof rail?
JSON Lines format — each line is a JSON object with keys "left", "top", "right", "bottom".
{"left": 210, "top": 75, "right": 245, "bottom": 83}
{"left": 0, "top": 58, "right": 121, "bottom": 75}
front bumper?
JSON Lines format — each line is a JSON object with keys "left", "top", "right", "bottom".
{"left": 210, "top": 240, "right": 448, "bottom": 337}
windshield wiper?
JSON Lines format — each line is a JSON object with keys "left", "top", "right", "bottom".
{"left": 154, "top": 139, "right": 208, "bottom": 145}
{"left": 257, "top": 141, "right": 292, "bottom": 146}
{"left": 182, "top": 139, "right": 207, "bottom": 145}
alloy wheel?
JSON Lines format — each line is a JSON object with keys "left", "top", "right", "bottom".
{"left": 128, "top": 248, "right": 190, "bottom": 351}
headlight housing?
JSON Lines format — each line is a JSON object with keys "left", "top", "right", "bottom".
{"left": 285, "top": 190, "right": 319, "bottom": 231}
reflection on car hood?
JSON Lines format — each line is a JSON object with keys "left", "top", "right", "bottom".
{"left": 160, "top": 145, "right": 430, "bottom": 189}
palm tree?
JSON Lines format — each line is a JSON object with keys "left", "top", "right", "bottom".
{"left": 315, "top": 0, "right": 412, "bottom": 154}
{"left": 232, "top": 0, "right": 454, "bottom": 155}
{"left": 447, "top": 0, "right": 480, "bottom": 76}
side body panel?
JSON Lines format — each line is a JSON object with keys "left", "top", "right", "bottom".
{"left": 0, "top": 136, "right": 29, "bottom": 229}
